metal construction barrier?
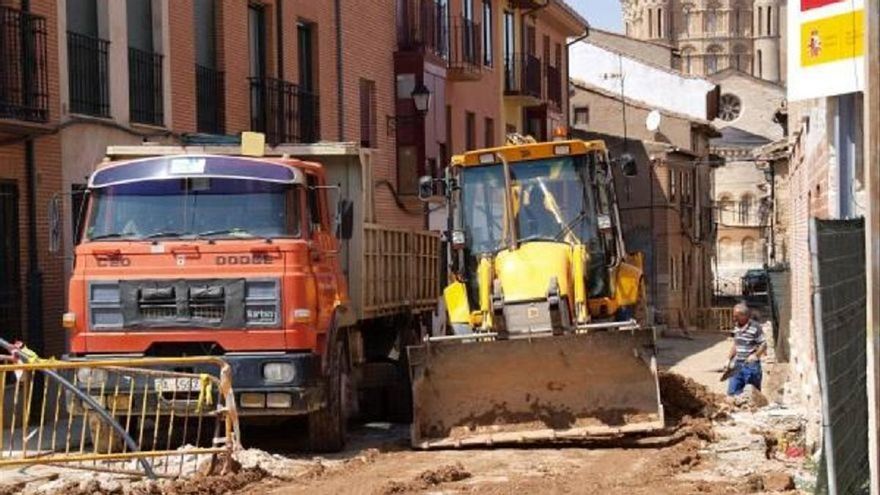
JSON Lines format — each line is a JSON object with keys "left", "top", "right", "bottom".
{"left": 696, "top": 307, "right": 734, "bottom": 332}
{"left": 0, "top": 343, "right": 239, "bottom": 479}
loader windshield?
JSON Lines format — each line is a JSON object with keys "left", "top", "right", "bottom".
{"left": 460, "top": 154, "right": 598, "bottom": 254}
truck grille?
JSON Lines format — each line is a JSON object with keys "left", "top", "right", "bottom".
{"left": 88, "top": 279, "right": 279, "bottom": 330}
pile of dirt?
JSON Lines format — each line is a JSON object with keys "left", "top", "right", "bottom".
{"left": 380, "top": 462, "right": 471, "bottom": 494}
{"left": 133, "top": 467, "right": 268, "bottom": 495}
{"left": 659, "top": 372, "right": 726, "bottom": 423}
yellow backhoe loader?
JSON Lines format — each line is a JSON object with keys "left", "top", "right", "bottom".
{"left": 408, "top": 136, "right": 663, "bottom": 448}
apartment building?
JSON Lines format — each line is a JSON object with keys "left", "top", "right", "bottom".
{"left": 394, "top": 0, "right": 585, "bottom": 201}
{"left": 0, "top": 1, "right": 65, "bottom": 356}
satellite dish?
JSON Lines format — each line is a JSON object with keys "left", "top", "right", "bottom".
{"left": 646, "top": 110, "right": 662, "bottom": 132}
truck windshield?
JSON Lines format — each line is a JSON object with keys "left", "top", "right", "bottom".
{"left": 85, "top": 178, "right": 300, "bottom": 241}
{"left": 459, "top": 154, "right": 598, "bottom": 254}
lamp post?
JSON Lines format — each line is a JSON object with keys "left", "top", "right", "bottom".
{"left": 386, "top": 82, "right": 432, "bottom": 134}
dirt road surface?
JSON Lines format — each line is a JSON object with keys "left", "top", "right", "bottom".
{"left": 0, "top": 332, "right": 812, "bottom": 495}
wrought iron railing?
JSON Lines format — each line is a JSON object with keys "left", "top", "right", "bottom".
{"left": 128, "top": 47, "right": 163, "bottom": 126}
{"left": 546, "top": 64, "right": 562, "bottom": 109}
{"left": 67, "top": 31, "right": 110, "bottom": 117}
{"left": 196, "top": 64, "right": 225, "bottom": 134}
{"left": 0, "top": 7, "right": 48, "bottom": 122}
{"left": 397, "top": 0, "right": 448, "bottom": 58}
{"left": 504, "top": 53, "right": 541, "bottom": 99}
{"left": 448, "top": 16, "right": 481, "bottom": 75}
{"left": 249, "top": 77, "right": 319, "bottom": 145}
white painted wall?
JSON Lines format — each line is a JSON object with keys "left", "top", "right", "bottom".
{"left": 569, "top": 40, "right": 717, "bottom": 121}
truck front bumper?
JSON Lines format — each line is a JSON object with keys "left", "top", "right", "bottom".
{"left": 66, "top": 352, "right": 326, "bottom": 417}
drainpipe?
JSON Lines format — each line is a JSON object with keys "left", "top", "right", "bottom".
{"left": 21, "top": 0, "right": 42, "bottom": 356}
{"left": 276, "top": 0, "right": 284, "bottom": 138}
{"left": 334, "top": 0, "right": 344, "bottom": 141}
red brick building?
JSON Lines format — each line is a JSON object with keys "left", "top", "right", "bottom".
{"left": 0, "top": 0, "right": 65, "bottom": 356}
{"left": 0, "top": 0, "right": 584, "bottom": 355}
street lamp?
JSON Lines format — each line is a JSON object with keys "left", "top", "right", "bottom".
{"left": 386, "top": 82, "right": 432, "bottom": 134}
{"left": 411, "top": 82, "right": 431, "bottom": 116}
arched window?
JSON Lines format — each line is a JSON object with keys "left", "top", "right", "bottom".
{"left": 767, "top": 7, "right": 773, "bottom": 36}
{"left": 734, "top": 4, "right": 742, "bottom": 34}
{"left": 719, "top": 237, "right": 737, "bottom": 263}
{"left": 681, "top": 45, "right": 696, "bottom": 74}
{"left": 742, "top": 237, "right": 756, "bottom": 263}
{"left": 649, "top": 9, "right": 654, "bottom": 38}
{"left": 757, "top": 6, "right": 763, "bottom": 35}
{"left": 718, "top": 193, "right": 734, "bottom": 224}
{"left": 706, "top": 45, "right": 723, "bottom": 74}
{"left": 739, "top": 194, "right": 753, "bottom": 223}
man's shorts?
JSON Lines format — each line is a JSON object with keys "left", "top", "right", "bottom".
{"left": 727, "top": 361, "right": 762, "bottom": 396}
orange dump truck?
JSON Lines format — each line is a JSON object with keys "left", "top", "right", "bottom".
{"left": 63, "top": 141, "right": 439, "bottom": 451}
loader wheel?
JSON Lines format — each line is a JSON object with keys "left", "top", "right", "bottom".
{"left": 308, "top": 329, "right": 347, "bottom": 453}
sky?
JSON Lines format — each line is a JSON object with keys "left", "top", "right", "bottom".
{"left": 569, "top": 0, "right": 624, "bottom": 33}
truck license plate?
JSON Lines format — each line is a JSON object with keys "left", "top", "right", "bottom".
{"left": 154, "top": 377, "right": 200, "bottom": 392}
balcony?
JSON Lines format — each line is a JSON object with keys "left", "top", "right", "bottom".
{"left": 67, "top": 31, "right": 110, "bottom": 117}
{"left": 504, "top": 53, "right": 542, "bottom": 103}
{"left": 0, "top": 7, "right": 48, "bottom": 127}
{"left": 196, "top": 64, "right": 225, "bottom": 134}
{"left": 447, "top": 16, "right": 482, "bottom": 81}
{"left": 397, "top": 0, "right": 447, "bottom": 58}
{"left": 128, "top": 47, "right": 164, "bottom": 126}
{"left": 546, "top": 64, "right": 562, "bottom": 110}
{"left": 249, "top": 77, "right": 319, "bottom": 145}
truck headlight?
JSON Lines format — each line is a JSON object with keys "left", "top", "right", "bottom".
{"left": 262, "top": 363, "right": 295, "bottom": 383}
{"left": 75, "top": 367, "right": 108, "bottom": 386}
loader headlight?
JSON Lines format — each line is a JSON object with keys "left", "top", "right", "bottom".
{"left": 263, "top": 363, "right": 295, "bottom": 383}
{"left": 451, "top": 230, "right": 466, "bottom": 249}
{"left": 75, "top": 367, "right": 108, "bottom": 386}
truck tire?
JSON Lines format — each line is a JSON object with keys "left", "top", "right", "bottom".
{"left": 308, "top": 328, "right": 347, "bottom": 453}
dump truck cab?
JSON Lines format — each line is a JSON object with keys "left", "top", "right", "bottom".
{"left": 65, "top": 152, "right": 353, "bottom": 450}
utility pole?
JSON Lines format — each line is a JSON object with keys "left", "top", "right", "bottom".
{"left": 863, "top": 0, "right": 880, "bottom": 491}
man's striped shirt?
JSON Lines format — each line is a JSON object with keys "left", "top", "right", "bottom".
{"left": 734, "top": 319, "right": 766, "bottom": 362}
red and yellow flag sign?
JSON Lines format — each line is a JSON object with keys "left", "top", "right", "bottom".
{"left": 800, "top": 9, "right": 864, "bottom": 67}
{"left": 801, "top": 0, "right": 844, "bottom": 11}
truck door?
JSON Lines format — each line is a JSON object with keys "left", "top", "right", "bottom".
{"left": 305, "top": 172, "right": 339, "bottom": 335}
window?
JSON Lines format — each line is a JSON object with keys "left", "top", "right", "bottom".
{"left": 359, "top": 79, "right": 377, "bottom": 148}
{"left": 127, "top": 0, "right": 163, "bottom": 125}
{"left": 482, "top": 0, "right": 493, "bottom": 66}
{"left": 465, "top": 111, "right": 476, "bottom": 150}
{"left": 657, "top": 8, "right": 663, "bottom": 38}
{"left": 735, "top": 6, "right": 741, "bottom": 33}
{"left": 683, "top": 6, "right": 692, "bottom": 36}
{"left": 756, "top": 49, "right": 763, "bottom": 78}
{"left": 706, "top": 5, "right": 717, "bottom": 33}
{"left": 71, "top": 183, "right": 87, "bottom": 244}
{"left": 719, "top": 93, "right": 742, "bottom": 121}
{"left": 195, "top": 0, "right": 223, "bottom": 134}
{"left": 648, "top": 9, "right": 654, "bottom": 37}
{"left": 706, "top": 45, "right": 722, "bottom": 73}
{"left": 767, "top": 7, "right": 772, "bottom": 36}
{"left": 484, "top": 117, "right": 494, "bottom": 147}
{"left": 503, "top": 11, "right": 515, "bottom": 88}
{"left": 742, "top": 238, "right": 756, "bottom": 263}
{"left": 757, "top": 6, "right": 763, "bottom": 35}
{"left": 682, "top": 47, "right": 694, "bottom": 73}
{"left": 67, "top": 0, "right": 109, "bottom": 117}
{"left": 718, "top": 194, "right": 734, "bottom": 223}
{"left": 669, "top": 168, "right": 677, "bottom": 202}
{"left": 0, "top": 182, "right": 21, "bottom": 341}
{"left": 297, "top": 22, "right": 315, "bottom": 92}
{"left": 248, "top": 5, "right": 266, "bottom": 79}
{"left": 739, "top": 194, "right": 753, "bottom": 223}
{"left": 573, "top": 106, "right": 589, "bottom": 126}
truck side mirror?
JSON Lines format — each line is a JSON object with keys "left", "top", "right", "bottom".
{"left": 618, "top": 153, "right": 637, "bottom": 177}
{"left": 336, "top": 199, "right": 354, "bottom": 240}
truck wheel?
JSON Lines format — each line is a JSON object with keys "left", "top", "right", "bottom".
{"left": 308, "top": 329, "right": 347, "bottom": 453}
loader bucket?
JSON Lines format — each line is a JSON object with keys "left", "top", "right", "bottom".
{"left": 407, "top": 328, "right": 664, "bottom": 448}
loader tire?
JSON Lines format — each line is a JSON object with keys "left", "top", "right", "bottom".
{"left": 308, "top": 329, "right": 347, "bottom": 453}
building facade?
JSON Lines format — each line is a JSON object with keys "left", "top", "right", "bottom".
{"left": 569, "top": 39, "right": 718, "bottom": 329}
{"left": 620, "top": 0, "right": 785, "bottom": 83}
{"left": 0, "top": 0, "right": 583, "bottom": 355}
{"left": 0, "top": 0, "right": 65, "bottom": 356}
